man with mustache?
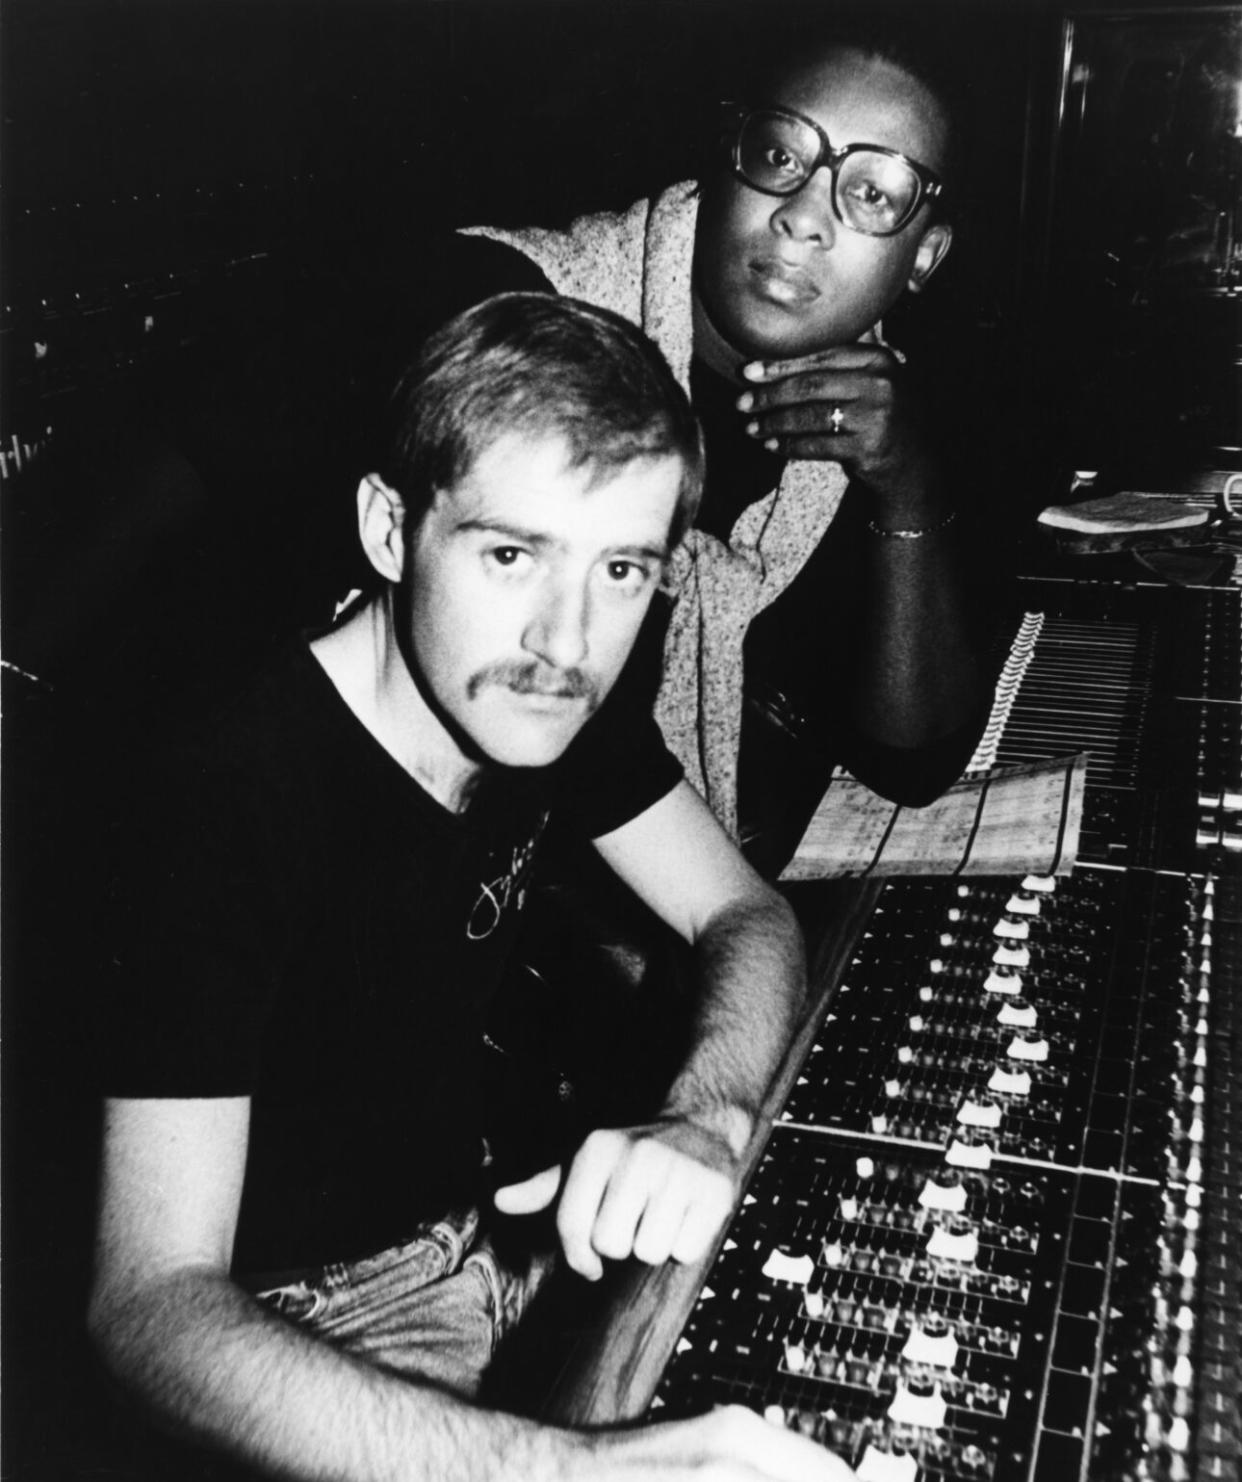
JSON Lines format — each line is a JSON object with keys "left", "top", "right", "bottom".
{"left": 87, "top": 293, "right": 856, "bottom": 1481}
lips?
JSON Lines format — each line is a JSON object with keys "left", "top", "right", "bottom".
{"left": 505, "top": 688, "right": 596, "bottom": 727}
{"left": 503, "top": 676, "right": 598, "bottom": 713}
{"left": 509, "top": 686, "right": 585, "bottom": 703}
{"left": 748, "top": 257, "right": 821, "bottom": 307}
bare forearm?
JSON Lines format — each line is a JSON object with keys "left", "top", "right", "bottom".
{"left": 850, "top": 501, "right": 986, "bottom": 749}
{"left": 90, "top": 1271, "right": 857, "bottom": 1481}
{"left": 662, "top": 892, "right": 805, "bottom": 1152}
{"left": 89, "top": 1270, "right": 580, "bottom": 1482}
{"left": 736, "top": 348, "right": 988, "bottom": 750}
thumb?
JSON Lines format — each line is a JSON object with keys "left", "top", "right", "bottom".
{"left": 493, "top": 1164, "right": 563, "bottom": 1215}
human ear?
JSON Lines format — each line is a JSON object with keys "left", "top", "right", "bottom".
{"left": 906, "top": 221, "right": 953, "bottom": 294}
{"left": 357, "top": 474, "right": 406, "bottom": 583}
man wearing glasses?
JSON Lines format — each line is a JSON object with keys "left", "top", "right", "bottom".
{"left": 460, "top": 20, "right": 989, "bottom": 868}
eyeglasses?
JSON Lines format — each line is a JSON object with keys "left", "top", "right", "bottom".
{"left": 722, "top": 102, "right": 944, "bottom": 238}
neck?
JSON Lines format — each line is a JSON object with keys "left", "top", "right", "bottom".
{"left": 691, "top": 288, "right": 752, "bottom": 384}
{"left": 311, "top": 595, "right": 482, "bottom": 813}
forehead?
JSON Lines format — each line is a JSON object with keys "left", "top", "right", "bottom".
{"left": 437, "top": 432, "right": 580, "bottom": 514}
{"left": 427, "top": 431, "right": 681, "bottom": 544}
{"left": 768, "top": 47, "right": 950, "bottom": 174}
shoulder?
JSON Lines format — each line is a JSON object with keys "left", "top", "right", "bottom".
{"left": 194, "top": 641, "right": 333, "bottom": 758}
{"left": 128, "top": 642, "right": 333, "bottom": 832}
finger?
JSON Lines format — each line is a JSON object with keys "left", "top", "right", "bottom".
{"left": 668, "top": 1173, "right": 734, "bottom": 1264}
{"left": 591, "top": 1139, "right": 669, "bottom": 1262}
{"left": 492, "top": 1164, "right": 562, "bottom": 1215}
{"left": 754, "top": 433, "right": 858, "bottom": 462}
{"left": 738, "top": 376, "right": 848, "bottom": 415}
{"left": 555, "top": 1131, "right": 622, "bottom": 1281}
{"left": 753, "top": 1424, "right": 857, "bottom": 1481}
{"left": 696, "top": 1406, "right": 858, "bottom": 1480}
{"left": 731, "top": 1409, "right": 856, "bottom": 1482}
{"left": 743, "top": 343, "right": 892, "bottom": 382}
{"left": 744, "top": 401, "right": 862, "bottom": 440}
{"left": 629, "top": 1177, "right": 690, "bottom": 1267}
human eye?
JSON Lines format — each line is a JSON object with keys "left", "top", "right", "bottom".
{"left": 485, "top": 544, "right": 533, "bottom": 573}
{"left": 740, "top": 115, "right": 811, "bottom": 189}
{"left": 839, "top": 153, "right": 916, "bottom": 231}
{"left": 600, "top": 558, "right": 655, "bottom": 596}
{"left": 763, "top": 143, "right": 803, "bottom": 179}
{"left": 842, "top": 176, "right": 893, "bottom": 214}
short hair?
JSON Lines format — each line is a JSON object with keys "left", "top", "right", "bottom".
{"left": 381, "top": 292, "right": 704, "bottom": 548}
{"left": 719, "top": 6, "right": 971, "bottom": 214}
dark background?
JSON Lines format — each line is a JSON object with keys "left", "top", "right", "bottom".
{"left": 0, "top": 0, "right": 1052, "bottom": 697}
{"left": 1, "top": 2, "right": 1236, "bottom": 1477}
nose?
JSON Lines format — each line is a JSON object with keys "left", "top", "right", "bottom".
{"left": 522, "top": 574, "right": 590, "bottom": 670}
{"left": 770, "top": 172, "right": 837, "bottom": 247}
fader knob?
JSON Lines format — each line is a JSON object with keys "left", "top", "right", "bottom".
{"left": 988, "top": 1064, "right": 1032, "bottom": 1096}
{"left": 1167, "top": 1417, "right": 1191, "bottom": 1453}
{"left": 993, "top": 916, "right": 1030, "bottom": 940}
{"left": 997, "top": 995, "right": 1037, "bottom": 1026}
{"left": 919, "top": 1170, "right": 967, "bottom": 1212}
{"left": 985, "top": 968, "right": 1024, "bottom": 995}
{"left": 992, "top": 942, "right": 1031, "bottom": 968}
{"left": 901, "top": 1316, "right": 959, "bottom": 1369}
{"left": 946, "top": 1128, "right": 994, "bottom": 1168}
{"left": 888, "top": 1372, "right": 947, "bottom": 1429}
{"left": 927, "top": 1215, "right": 979, "bottom": 1263}
{"left": 1006, "top": 1028, "right": 1049, "bottom": 1060}
{"left": 957, "top": 1095, "right": 1003, "bottom": 1128}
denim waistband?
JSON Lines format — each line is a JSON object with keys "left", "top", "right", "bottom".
{"left": 237, "top": 1207, "right": 480, "bottom": 1295}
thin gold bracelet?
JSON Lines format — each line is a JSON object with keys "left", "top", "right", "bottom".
{"left": 867, "top": 508, "right": 958, "bottom": 539}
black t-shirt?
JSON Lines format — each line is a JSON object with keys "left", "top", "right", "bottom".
{"left": 104, "top": 640, "right": 680, "bottom": 1274}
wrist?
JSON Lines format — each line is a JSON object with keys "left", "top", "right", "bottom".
{"left": 867, "top": 506, "right": 959, "bottom": 539}
{"left": 857, "top": 458, "right": 949, "bottom": 527}
{"left": 863, "top": 471, "right": 956, "bottom": 537}
{"left": 662, "top": 1099, "right": 756, "bottom": 1161}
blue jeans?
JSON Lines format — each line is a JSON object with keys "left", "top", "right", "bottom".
{"left": 252, "top": 1209, "right": 555, "bottom": 1398}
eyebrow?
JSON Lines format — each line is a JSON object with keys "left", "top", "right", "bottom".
{"left": 456, "top": 517, "right": 670, "bottom": 564}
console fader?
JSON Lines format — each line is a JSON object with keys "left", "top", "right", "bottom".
{"left": 656, "top": 867, "right": 1235, "bottom": 1481}
{"left": 562, "top": 577, "right": 1241, "bottom": 1482}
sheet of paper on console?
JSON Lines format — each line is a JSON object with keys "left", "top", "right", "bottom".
{"left": 779, "top": 753, "right": 1087, "bottom": 881}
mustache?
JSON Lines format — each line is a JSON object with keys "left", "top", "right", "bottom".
{"left": 467, "top": 660, "right": 599, "bottom": 707}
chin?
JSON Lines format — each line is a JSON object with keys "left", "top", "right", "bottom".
{"left": 716, "top": 294, "right": 819, "bottom": 361}
{"left": 714, "top": 277, "right": 873, "bottom": 361}
{"left": 474, "top": 721, "right": 581, "bottom": 772}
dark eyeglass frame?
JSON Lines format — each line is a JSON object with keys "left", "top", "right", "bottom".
{"left": 721, "top": 101, "right": 945, "bottom": 238}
